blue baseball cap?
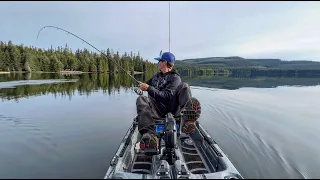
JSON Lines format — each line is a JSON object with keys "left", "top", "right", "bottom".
{"left": 154, "top": 52, "right": 175, "bottom": 64}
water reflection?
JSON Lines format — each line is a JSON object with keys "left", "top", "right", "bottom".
{"left": 1, "top": 73, "right": 320, "bottom": 179}
{"left": 0, "top": 73, "right": 145, "bottom": 102}
{"left": 1, "top": 73, "right": 320, "bottom": 102}
{"left": 181, "top": 74, "right": 320, "bottom": 90}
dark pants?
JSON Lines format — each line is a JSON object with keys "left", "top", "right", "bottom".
{"left": 136, "top": 82, "right": 192, "bottom": 135}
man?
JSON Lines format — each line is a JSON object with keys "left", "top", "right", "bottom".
{"left": 136, "top": 51, "right": 201, "bottom": 150}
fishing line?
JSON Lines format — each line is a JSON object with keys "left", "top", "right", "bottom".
{"left": 37, "top": 1, "right": 172, "bottom": 94}
{"left": 36, "top": 25, "right": 141, "bottom": 85}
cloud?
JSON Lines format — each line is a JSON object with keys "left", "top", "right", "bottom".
{"left": 232, "top": 4, "right": 320, "bottom": 59}
{"left": 1, "top": 1, "right": 320, "bottom": 62}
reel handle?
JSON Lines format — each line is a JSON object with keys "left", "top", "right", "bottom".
{"left": 134, "top": 87, "right": 143, "bottom": 95}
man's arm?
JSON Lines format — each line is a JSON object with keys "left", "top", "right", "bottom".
{"left": 146, "top": 73, "right": 157, "bottom": 85}
{"left": 147, "top": 75, "right": 181, "bottom": 104}
{"left": 146, "top": 77, "right": 152, "bottom": 85}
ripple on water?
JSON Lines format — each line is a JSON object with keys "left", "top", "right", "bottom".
{"left": 191, "top": 86, "right": 319, "bottom": 178}
{"left": 0, "top": 79, "right": 78, "bottom": 89}
{"left": 0, "top": 114, "right": 62, "bottom": 170}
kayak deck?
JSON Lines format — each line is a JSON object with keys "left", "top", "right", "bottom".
{"left": 104, "top": 113, "right": 243, "bottom": 179}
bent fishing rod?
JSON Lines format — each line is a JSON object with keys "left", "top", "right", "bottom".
{"left": 36, "top": 25, "right": 141, "bottom": 85}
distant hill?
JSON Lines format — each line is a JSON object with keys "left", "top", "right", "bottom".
{"left": 175, "top": 56, "right": 320, "bottom": 69}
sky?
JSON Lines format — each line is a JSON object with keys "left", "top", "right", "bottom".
{"left": 1, "top": 1, "right": 320, "bottom": 63}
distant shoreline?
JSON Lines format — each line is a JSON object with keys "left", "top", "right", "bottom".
{"left": 0, "top": 71, "right": 144, "bottom": 75}
{"left": 133, "top": 71, "right": 144, "bottom": 75}
{"left": 59, "top": 71, "right": 84, "bottom": 75}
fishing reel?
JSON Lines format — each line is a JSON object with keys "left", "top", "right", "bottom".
{"left": 133, "top": 87, "right": 143, "bottom": 95}
{"left": 132, "top": 81, "right": 144, "bottom": 95}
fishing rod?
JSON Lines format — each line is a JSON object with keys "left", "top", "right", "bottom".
{"left": 158, "top": 2, "right": 170, "bottom": 58}
{"left": 36, "top": 25, "right": 141, "bottom": 85}
{"left": 169, "top": 1, "right": 171, "bottom": 52}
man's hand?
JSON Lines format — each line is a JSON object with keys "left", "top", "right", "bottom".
{"left": 138, "top": 83, "right": 149, "bottom": 91}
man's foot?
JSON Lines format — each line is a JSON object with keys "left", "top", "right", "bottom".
{"left": 181, "top": 97, "right": 201, "bottom": 134}
{"left": 139, "top": 133, "right": 158, "bottom": 150}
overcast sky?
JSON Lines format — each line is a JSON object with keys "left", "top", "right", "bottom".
{"left": 1, "top": 1, "right": 320, "bottom": 62}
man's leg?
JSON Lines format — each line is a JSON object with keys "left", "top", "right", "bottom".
{"left": 167, "top": 82, "right": 201, "bottom": 134}
{"left": 136, "top": 95, "right": 160, "bottom": 150}
{"left": 167, "top": 82, "right": 192, "bottom": 117}
{"left": 136, "top": 95, "right": 155, "bottom": 135}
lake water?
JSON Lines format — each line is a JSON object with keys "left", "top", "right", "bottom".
{"left": 0, "top": 73, "right": 320, "bottom": 179}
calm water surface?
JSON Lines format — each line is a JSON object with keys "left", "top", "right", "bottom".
{"left": 0, "top": 73, "right": 320, "bottom": 179}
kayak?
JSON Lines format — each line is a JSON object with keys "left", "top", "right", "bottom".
{"left": 104, "top": 112, "right": 243, "bottom": 179}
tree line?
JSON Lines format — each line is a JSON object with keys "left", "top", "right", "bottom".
{"left": 174, "top": 56, "right": 320, "bottom": 69}
{"left": 0, "top": 40, "right": 158, "bottom": 74}
{"left": 174, "top": 65, "right": 320, "bottom": 78}
{"left": 226, "top": 67, "right": 320, "bottom": 78}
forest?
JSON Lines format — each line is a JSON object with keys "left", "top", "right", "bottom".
{"left": 174, "top": 56, "right": 320, "bottom": 78}
{"left": 2, "top": 40, "right": 320, "bottom": 79}
{"left": 175, "top": 56, "right": 320, "bottom": 69}
{"left": 0, "top": 40, "right": 158, "bottom": 77}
